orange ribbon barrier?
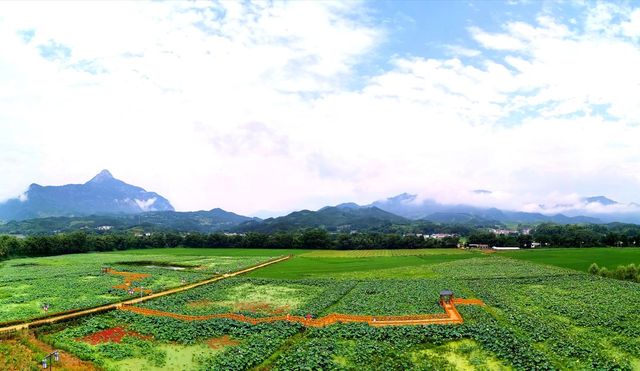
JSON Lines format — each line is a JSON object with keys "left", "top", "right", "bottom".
{"left": 119, "top": 298, "right": 485, "bottom": 327}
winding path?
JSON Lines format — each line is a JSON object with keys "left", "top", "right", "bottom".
{"left": 119, "top": 297, "right": 484, "bottom": 327}
{"left": 0, "top": 255, "right": 292, "bottom": 335}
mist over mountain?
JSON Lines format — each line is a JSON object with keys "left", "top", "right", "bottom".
{"left": 0, "top": 170, "right": 174, "bottom": 222}
{"left": 537, "top": 195, "right": 640, "bottom": 223}
{"left": 2, "top": 170, "right": 640, "bottom": 232}
{"left": 366, "top": 193, "right": 637, "bottom": 225}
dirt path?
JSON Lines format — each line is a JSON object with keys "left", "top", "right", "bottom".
{"left": 0, "top": 255, "right": 292, "bottom": 335}
{"left": 120, "top": 297, "right": 484, "bottom": 327}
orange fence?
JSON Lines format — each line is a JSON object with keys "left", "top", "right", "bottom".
{"left": 120, "top": 298, "right": 485, "bottom": 327}
{"left": 452, "top": 298, "right": 485, "bottom": 305}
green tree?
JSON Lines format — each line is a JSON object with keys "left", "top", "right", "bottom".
{"left": 298, "top": 229, "right": 331, "bottom": 249}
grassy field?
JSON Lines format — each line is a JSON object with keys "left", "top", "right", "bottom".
{"left": 245, "top": 252, "right": 481, "bottom": 279}
{"left": 498, "top": 247, "right": 640, "bottom": 272}
{"left": 299, "top": 248, "right": 469, "bottom": 258}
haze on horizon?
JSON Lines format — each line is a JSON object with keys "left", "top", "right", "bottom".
{"left": 1, "top": 1, "right": 639, "bottom": 216}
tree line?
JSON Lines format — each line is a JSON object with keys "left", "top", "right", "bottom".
{"left": 3, "top": 222, "right": 640, "bottom": 261}
{"left": 0, "top": 229, "right": 459, "bottom": 261}
{"left": 468, "top": 223, "right": 640, "bottom": 248}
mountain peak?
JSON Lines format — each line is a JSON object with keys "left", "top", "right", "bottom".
{"left": 388, "top": 193, "right": 417, "bottom": 203}
{"left": 87, "top": 169, "right": 114, "bottom": 184}
{"left": 473, "top": 189, "right": 492, "bottom": 195}
{"left": 335, "top": 202, "right": 361, "bottom": 210}
{"left": 584, "top": 196, "right": 618, "bottom": 206}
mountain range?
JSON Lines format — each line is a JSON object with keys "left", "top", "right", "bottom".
{"left": 1, "top": 170, "right": 640, "bottom": 235}
{"left": 367, "top": 193, "right": 603, "bottom": 225}
{"left": 235, "top": 205, "right": 408, "bottom": 233}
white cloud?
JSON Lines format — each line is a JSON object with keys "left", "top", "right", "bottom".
{"left": 621, "top": 9, "right": 640, "bottom": 38}
{"left": 134, "top": 197, "right": 157, "bottom": 212}
{"left": 0, "top": 1, "right": 639, "bottom": 215}
{"left": 469, "top": 26, "right": 527, "bottom": 51}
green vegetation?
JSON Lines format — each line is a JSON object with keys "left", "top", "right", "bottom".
{"left": 29, "top": 248, "right": 640, "bottom": 370}
{"left": 112, "top": 247, "right": 305, "bottom": 257}
{"left": 499, "top": 247, "right": 640, "bottom": 271}
{"left": 0, "top": 250, "right": 276, "bottom": 324}
{"left": 245, "top": 253, "right": 478, "bottom": 279}
{"left": 588, "top": 262, "right": 640, "bottom": 283}
{"left": 300, "top": 248, "right": 469, "bottom": 257}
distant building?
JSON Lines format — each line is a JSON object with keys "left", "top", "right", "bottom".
{"left": 97, "top": 225, "right": 113, "bottom": 231}
{"left": 492, "top": 246, "right": 520, "bottom": 250}
{"left": 429, "top": 233, "right": 455, "bottom": 239}
{"left": 490, "top": 229, "right": 518, "bottom": 235}
{"left": 468, "top": 243, "right": 490, "bottom": 249}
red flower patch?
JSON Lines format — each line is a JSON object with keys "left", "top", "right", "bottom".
{"left": 79, "top": 327, "right": 151, "bottom": 345}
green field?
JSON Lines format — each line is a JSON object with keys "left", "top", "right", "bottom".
{"left": 0, "top": 250, "right": 279, "bottom": 324}
{"left": 3, "top": 247, "right": 640, "bottom": 370}
{"left": 498, "top": 247, "right": 640, "bottom": 271}
{"left": 246, "top": 253, "right": 480, "bottom": 279}
{"left": 111, "top": 247, "right": 306, "bottom": 257}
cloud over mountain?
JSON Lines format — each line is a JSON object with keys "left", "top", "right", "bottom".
{"left": 1, "top": 2, "right": 639, "bottom": 215}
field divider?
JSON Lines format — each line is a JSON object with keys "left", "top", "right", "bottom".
{"left": 0, "top": 255, "right": 292, "bottom": 335}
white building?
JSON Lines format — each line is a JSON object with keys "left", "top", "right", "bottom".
{"left": 492, "top": 246, "right": 520, "bottom": 250}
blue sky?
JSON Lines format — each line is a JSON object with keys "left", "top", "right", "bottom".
{"left": 1, "top": 0, "right": 640, "bottom": 216}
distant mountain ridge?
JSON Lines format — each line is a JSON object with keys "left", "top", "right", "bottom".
{"left": 583, "top": 196, "right": 618, "bottom": 206}
{"left": 0, "top": 208, "right": 256, "bottom": 235}
{"left": 368, "top": 193, "right": 604, "bottom": 224}
{"left": 2, "top": 171, "right": 639, "bottom": 233}
{"left": 235, "top": 205, "right": 408, "bottom": 233}
{"left": 0, "top": 170, "right": 174, "bottom": 222}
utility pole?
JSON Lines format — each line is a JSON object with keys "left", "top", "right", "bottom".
{"left": 41, "top": 350, "right": 59, "bottom": 370}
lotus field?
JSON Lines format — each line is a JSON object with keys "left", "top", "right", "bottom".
{"left": 2, "top": 248, "right": 640, "bottom": 370}
{"left": 0, "top": 250, "right": 274, "bottom": 324}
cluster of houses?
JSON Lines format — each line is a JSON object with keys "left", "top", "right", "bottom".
{"left": 488, "top": 228, "right": 531, "bottom": 235}
{"left": 411, "top": 233, "right": 457, "bottom": 239}
{"left": 466, "top": 244, "right": 520, "bottom": 250}
{"left": 464, "top": 241, "right": 541, "bottom": 250}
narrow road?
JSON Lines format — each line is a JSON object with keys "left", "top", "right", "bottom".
{"left": 0, "top": 255, "right": 291, "bottom": 335}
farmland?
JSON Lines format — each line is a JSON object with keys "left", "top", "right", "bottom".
{"left": 0, "top": 250, "right": 277, "bottom": 324}
{"left": 497, "top": 247, "right": 640, "bottom": 272}
{"left": 2, "top": 247, "right": 640, "bottom": 370}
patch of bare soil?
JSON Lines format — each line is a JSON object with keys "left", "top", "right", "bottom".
{"left": 206, "top": 335, "right": 240, "bottom": 350}
{"left": 78, "top": 326, "right": 152, "bottom": 345}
